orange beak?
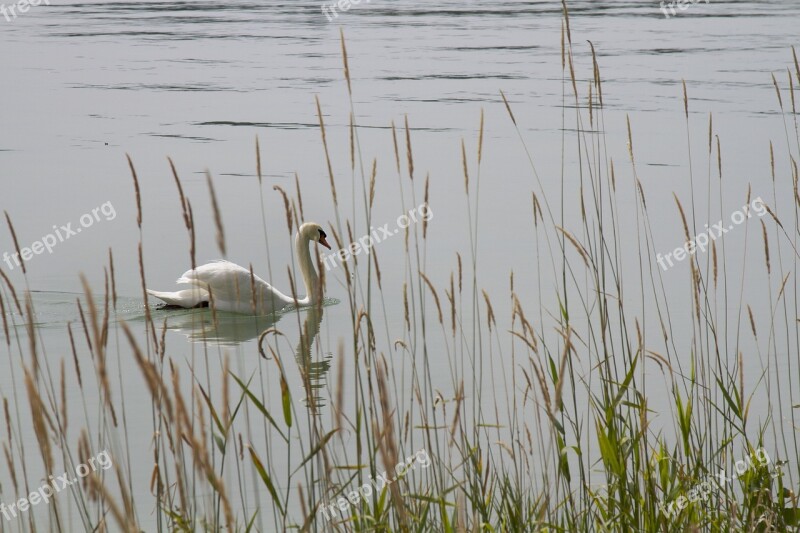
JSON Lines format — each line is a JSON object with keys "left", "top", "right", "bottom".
{"left": 319, "top": 236, "right": 332, "bottom": 250}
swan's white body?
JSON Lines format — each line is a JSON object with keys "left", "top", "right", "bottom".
{"left": 147, "top": 222, "right": 330, "bottom": 315}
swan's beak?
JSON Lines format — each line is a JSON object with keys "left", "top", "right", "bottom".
{"left": 319, "top": 236, "right": 332, "bottom": 250}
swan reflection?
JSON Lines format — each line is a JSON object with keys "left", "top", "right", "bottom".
{"left": 155, "top": 300, "right": 334, "bottom": 412}
{"left": 293, "top": 303, "right": 331, "bottom": 411}
{"left": 156, "top": 308, "right": 279, "bottom": 346}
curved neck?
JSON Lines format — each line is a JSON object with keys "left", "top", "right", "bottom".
{"left": 296, "top": 231, "right": 320, "bottom": 304}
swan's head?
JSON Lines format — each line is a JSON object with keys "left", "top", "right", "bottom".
{"left": 299, "top": 222, "right": 331, "bottom": 250}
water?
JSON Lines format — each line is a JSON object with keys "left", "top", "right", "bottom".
{"left": 1, "top": 0, "right": 799, "bottom": 529}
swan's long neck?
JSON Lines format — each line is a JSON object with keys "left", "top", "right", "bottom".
{"left": 296, "top": 231, "right": 320, "bottom": 305}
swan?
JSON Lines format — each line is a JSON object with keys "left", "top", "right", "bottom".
{"left": 147, "top": 222, "right": 331, "bottom": 315}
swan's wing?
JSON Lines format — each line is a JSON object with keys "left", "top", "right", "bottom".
{"left": 146, "top": 288, "right": 209, "bottom": 308}
{"left": 177, "top": 260, "right": 293, "bottom": 313}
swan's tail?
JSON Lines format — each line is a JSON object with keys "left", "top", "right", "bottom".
{"left": 147, "top": 288, "right": 210, "bottom": 308}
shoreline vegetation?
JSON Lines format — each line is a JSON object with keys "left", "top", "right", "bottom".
{"left": 1, "top": 4, "right": 800, "bottom": 531}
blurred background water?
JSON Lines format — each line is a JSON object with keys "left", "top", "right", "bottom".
{"left": 1, "top": 0, "right": 799, "bottom": 529}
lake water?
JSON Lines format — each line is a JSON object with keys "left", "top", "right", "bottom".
{"left": 1, "top": 0, "right": 800, "bottom": 530}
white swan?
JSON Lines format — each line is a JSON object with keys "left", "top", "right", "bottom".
{"left": 147, "top": 222, "right": 331, "bottom": 315}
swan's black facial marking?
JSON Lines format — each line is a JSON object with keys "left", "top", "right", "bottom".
{"left": 317, "top": 228, "right": 332, "bottom": 250}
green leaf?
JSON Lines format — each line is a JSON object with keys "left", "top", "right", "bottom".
{"left": 244, "top": 509, "right": 258, "bottom": 533}
{"left": 248, "top": 446, "right": 284, "bottom": 515}
{"left": 280, "top": 374, "right": 292, "bottom": 428}
{"left": 290, "top": 429, "right": 338, "bottom": 477}
{"left": 596, "top": 424, "right": 621, "bottom": 477}
{"left": 197, "top": 384, "right": 225, "bottom": 436}
{"left": 231, "top": 372, "right": 288, "bottom": 442}
{"left": 213, "top": 432, "right": 226, "bottom": 454}
{"left": 610, "top": 351, "right": 638, "bottom": 410}
{"left": 715, "top": 376, "right": 742, "bottom": 419}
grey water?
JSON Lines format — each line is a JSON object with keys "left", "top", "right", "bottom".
{"left": 1, "top": 0, "right": 800, "bottom": 529}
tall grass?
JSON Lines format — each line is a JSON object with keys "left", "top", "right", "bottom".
{"left": 1, "top": 6, "right": 800, "bottom": 532}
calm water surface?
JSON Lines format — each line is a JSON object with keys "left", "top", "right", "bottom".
{"left": 1, "top": 0, "right": 799, "bottom": 529}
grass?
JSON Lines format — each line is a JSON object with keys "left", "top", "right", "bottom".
{"left": 1, "top": 5, "right": 800, "bottom": 532}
